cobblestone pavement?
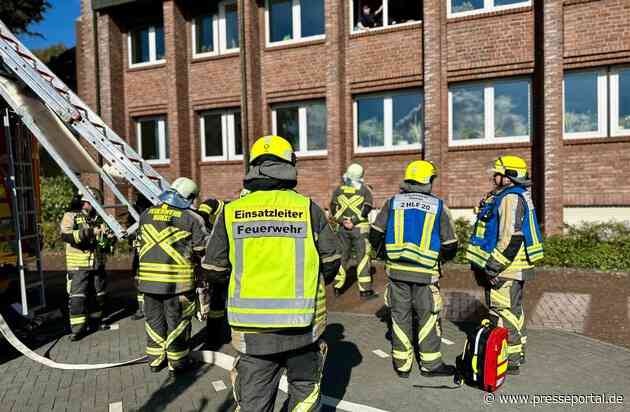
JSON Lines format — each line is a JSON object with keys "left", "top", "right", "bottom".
{"left": 0, "top": 256, "right": 628, "bottom": 411}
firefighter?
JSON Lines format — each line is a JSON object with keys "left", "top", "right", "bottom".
{"left": 127, "top": 192, "right": 152, "bottom": 321}
{"left": 466, "top": 155, "right": 544, "bottom": 375}
{"left": 369, "top": 161, "right": 458, "bottom": 378}
{"left": 137, "top": 177, "right": 209, "bottom": 375}
{"left": 60, "top": 187, "right": 113, "bottom": 341}
{"left": 202, "top": 135, "right": 342, "bottom": 412}
{"left": 196, "top": 197, "right": 230, "bottom": 348}
{"left": 330, "top": 163, "right": 377, "bottom": 299}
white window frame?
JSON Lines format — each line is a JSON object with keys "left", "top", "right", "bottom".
{"left": 136, "top": 116, "right": 169, "bottom": 165}
{"left": 200, "top": 109, "right": 243, "bottom": 161}
{"left": 353, "top": 91, "right": 424, "bottom": 154}
{"left": 447, "top": 0, "right": 531, "bottom": 19}
{"left": 128, "top": 25, "right": 165, "bottom": 68}
{"left": 192, "top": 1, "right": 240, "bottom": 58}
{"left": 448, "top": 78, "right": 532, "bottom": 147}
{"left": 610, "top": 66, "right": 630, "bottom": 137}
{"left": 265, "top": 0, "right": 325, "bottom": 47}
{"left": 350, "top": 0, "right": 422, "bottom": 34}
{"left": 563, "top": 69, "right": 608, "bottom": 140}
{"left": 271, "top": 101, "right": 328, "bottom": 157}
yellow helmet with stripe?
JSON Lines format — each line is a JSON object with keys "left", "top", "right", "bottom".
{"left": 250, "top": 135, "right": 295, "bottom": 165}
{"left": 404, "top": 160, "right": 438, "bottom": 185}
{"left": 491, "top": 155, "right": 529, "bottom": 184}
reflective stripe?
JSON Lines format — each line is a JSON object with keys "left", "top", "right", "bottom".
{"left": 491, "top": 249, "right": 512, "bottom": 266}
{"left": 507, "top": 344, "right": 523, "bottom": 354}
{"left": 227, "top": 312, "right": 313, "bottom": 327}
{"left": 70, "top": 315, "right": 87, "bottom": 325}
{"left": 419, "top": 212, "right": 436, "bottom": 251}
{"left": 165, "top": 320, "right": 190, "bottom": 349}
{"left": 229, "top": 298, "right": 314, "bottom": 309}
{"left": 167, "top": 349, "right": 190, "bottom": 361}
{"left": 145, "top": 323, "right": 165, "bottom": 346}
{"left": 73, "top": 230, "right": 81, "bottom": 244}
{"left": 420, "top": 352, "right": 442, "bottom": 362}
{"left": 385, "top": 262, "right": 439, "bottom": 276}
{"left": 418, "top": 314, "right": 438, "bottom": 344}
{"left": 334, "top": 194, "right": 364, "bottom": 220}
{"left": 141, "top": 225, "right": 191, "bottom": 265}
{"left": 392, "top": 319, "right": 413, "bottom": 372}
{"left": 334, "top": 265, "right": 346, "bottom": 290}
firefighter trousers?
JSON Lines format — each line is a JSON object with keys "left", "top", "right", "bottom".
{"left": 232, "top": 341, "right": 327, "bottom": 412}
{"left": 389, "top": 279, "right": 444, "bottom": 373}
{"left": 67, "top": 268, "right": 107, "bottom": 334}
{"left": 334, "top": 225, "right": 372, "bottom": 292}
{"left": 485, "top": 279, "right": 526, "bottom": 365}
{"left": 144, "top": 291, "right": 196, "bottom": 370}
{"left": 206, "top": 283, "right": 230, "bottom": 347}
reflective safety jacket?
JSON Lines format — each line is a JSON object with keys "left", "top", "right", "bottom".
{"left": 330, "top": 184, "right": 373, "bottom": 226}
{"left": 384, "top": 192, "right": 443, "bottom": 283}
{"left": 224, "top": 190, "right": 321, "bottom": 329}
{"left": 60, "top": 211, "right": 106, "bottom": 270}
{"left": 466, "top": 186, "right": 544, "bottom": 278}
{"left": 137, "top": 203, "right": 208, "bottom": 295}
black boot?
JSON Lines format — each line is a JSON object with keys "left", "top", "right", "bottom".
{"left": 69, "top": 330, "right": 86, "bottom": 342}
{"left": 150, "top": 363, "right": 166, "bottom": 373}
{"left": 395, "top": 370, "right": 410, "bottom": 379}
{"left": 420, "top": 363, "right": 456, "bottom": 378}
{"left": 131, "top": 309, "right": 144, "bottom": 321}
{"left": 360, "top": 291, "right": 378, "bottom": 301}
{"left": 507, "top": 363, "right": 521, "bottom": 375}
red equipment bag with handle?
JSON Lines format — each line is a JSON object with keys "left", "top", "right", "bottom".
{"left": 455, "top": 319, "right": 509, "bottom": 392}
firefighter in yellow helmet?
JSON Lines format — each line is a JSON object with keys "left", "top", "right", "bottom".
{"left": 466, "top": 155, "right": 544, "bottom": 375}
{"left": 369, "top": 161, "right": 458, "bottom": 378}
{"left": 202, "top": 135, "right": 342, "bottom": 412}
{"left": 330, "top": 163, "right": 376, "bottom": 300}
{"left": 60, "top": 187, "right": 114, "bottom": 341}
{"left": 137, "top": 177, "right": 209, "bottom": 375}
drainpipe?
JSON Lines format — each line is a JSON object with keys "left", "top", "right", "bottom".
{"left": 92, "top": 8, "right": 104, "bottom": 195}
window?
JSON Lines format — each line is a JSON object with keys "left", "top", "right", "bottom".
{"left": 449, "top": 78, "right": 531, "bottom": 146}
{"left": 266, "top": 0, "right": 325, "bottom": 45}
{"left": 354, "top": 90, "right": 423, "bottom": 152}
{"left": 448, "top": 0, "right": 530, "bottom": 18}
{"left": 563, "top": 70, "right": 607, "bottom": 139}
{"left": 272, "top": 100, "right": 327, "bottom": 155}
{"left": 611, "top": 67, "right": 630, "bottom": 137}
{"left": 128, "top": 25, "right": 165, "bottom": 67}
{"left": 200, "top": 110, "right": 243, "bottom": 161}
{"left": 137, "top": 117, "right": 169, "bottom": 164}
{"left": 352, "top": 0, "right": 422, "bottom": 31}
{"left": 192, "top": 1, "right": 239, "bottom": 57}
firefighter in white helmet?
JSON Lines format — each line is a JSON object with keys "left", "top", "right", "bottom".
{"left": 137, "top": 177, "right": 209, "bottom": 375}
{"left": 330, "top": 163, "right": 377, "bottom": 300}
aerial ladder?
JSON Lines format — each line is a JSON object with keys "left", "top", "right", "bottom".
{"left": 0, "top": 18, "right": 170, "bottom": 314}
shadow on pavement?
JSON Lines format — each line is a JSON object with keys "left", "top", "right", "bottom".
{"left": 320, "top": 323, "right": 363, "bottom": 410}
{"left": 136, "top": 363, "right": 215, "bottom": 412}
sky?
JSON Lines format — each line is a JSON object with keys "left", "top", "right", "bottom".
{"left": 18, "top": 0, "right": 82, "bottom": 50}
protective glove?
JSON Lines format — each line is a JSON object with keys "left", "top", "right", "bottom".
{"left": 196, "top": 286, "right": 210, "bottom": 322}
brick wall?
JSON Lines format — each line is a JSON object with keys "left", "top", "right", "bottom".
{"left": 76, "top": 0, "right": 630, "bottom": 234}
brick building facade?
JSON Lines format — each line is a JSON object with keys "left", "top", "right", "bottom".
{"left": 76, "top": 0, "right": 630, "bottom": 235}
